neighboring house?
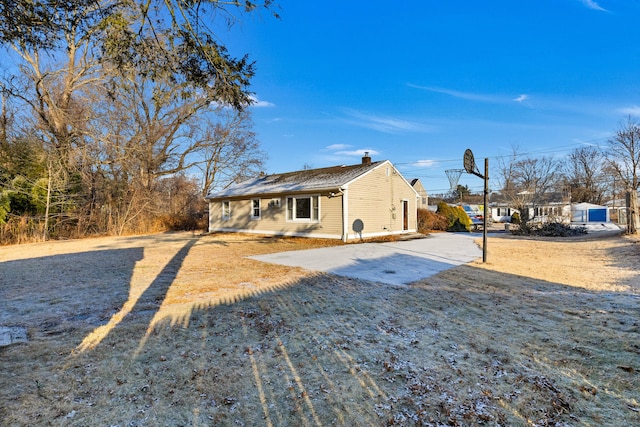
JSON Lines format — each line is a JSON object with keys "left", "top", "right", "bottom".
{"left": 411, "top": 178, "right": 429, "bottom": 209}
{"left": 489, "top": 191, "right": 572, "bottom": 223}
{"left": 206, "top": 155, "right": 419, "bottom": 241}
{"left": 491, "top": 205, "right": 517, "bottom": 223}
{"left": 490, "top": 202, "right": 570, "bottom": 223}
{"left": 571, "top": 202, "right": 610, "bottom": 223}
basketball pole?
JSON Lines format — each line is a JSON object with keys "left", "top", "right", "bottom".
{"left": 463, "top": 148, "right": 488, "bottom": 263}
{"left": 482, "top": 157, "right": 488, "bottom": 263}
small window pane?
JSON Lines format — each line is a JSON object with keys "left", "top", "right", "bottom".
{"left": 296, "top": 197, "right": 311, "bottom": 219}
{"left": 222, "top": 201, "right": 231, "bottom": 220}
{"left": 312, "top": 196, "right": 319, "bottom": 220}
{"left": 287, "top": 197, "right": 293, "bottom": 220}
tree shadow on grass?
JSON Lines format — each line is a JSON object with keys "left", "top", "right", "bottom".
{"left": 76, "top": 238, "right": 198, "bottom": 352}
{"left": 118, "top": 264, "right": 640, "bottom": 427}
{"left": 0, "top": 247, "right": 144, "bottom": 336}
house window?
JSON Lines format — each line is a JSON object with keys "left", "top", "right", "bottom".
{"left": 222, "top": 200, "right": 231, "bottom": 220}
{"left": 286, "top": 195, "right": 319, "bottom": 222}
{"left": 498, "top": 207, "right": 511, "bottom": 217}
{"left": 251, "top": 199, "right": 261, "bottom": 220}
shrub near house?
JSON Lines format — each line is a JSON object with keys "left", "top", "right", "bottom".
{"left": 417, "top": 208, "right": 448, "bottom": 232}
{"left": 436, "top": 202, "right": 472, "bottom": 232}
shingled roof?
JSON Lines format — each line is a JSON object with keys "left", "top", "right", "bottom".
{"left": 207, "top": 160, "right": 386, "bottom": 199}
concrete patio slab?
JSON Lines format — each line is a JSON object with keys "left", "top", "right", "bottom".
{"left": 250, "top": 233, "right": 482, "bottom": 285}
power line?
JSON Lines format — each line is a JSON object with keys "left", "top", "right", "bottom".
{"left": 397, "top": 138, "right": 611, "bottom": 170}
{"left": 398, "top": 138, "right": 617, "bottom": 193}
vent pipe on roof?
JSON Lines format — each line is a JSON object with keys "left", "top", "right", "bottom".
{"left": 362, "top": 152, "right": 371, "bottom": 165}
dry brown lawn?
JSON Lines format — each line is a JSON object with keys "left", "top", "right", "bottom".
{"left": 1, "top": 231, "right": 639, "bottom": 426}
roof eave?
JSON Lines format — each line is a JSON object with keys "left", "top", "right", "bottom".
{"left": 206, "top": 185, "right": 345, "bottom": 201}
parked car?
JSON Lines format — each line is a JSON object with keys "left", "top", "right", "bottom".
{"left": 461, "top": 205, "right": 491, "bottom": 230}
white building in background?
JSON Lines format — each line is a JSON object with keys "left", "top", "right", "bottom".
{"left": 571, "top": 202, "right": 609, "bottom": 223}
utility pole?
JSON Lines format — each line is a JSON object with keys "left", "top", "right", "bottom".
{"left": 483, "top": 157, "right": 488, "bottom": 263}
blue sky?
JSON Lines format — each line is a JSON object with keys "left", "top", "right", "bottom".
{"left": 220, "top": 0, "right": 640, "bottom": 194}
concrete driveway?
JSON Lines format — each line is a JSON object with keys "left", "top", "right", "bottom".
{"left": 250, "top": 233, "right": 482, "bottom": 285}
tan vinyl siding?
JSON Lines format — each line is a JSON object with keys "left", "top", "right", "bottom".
{"left": 209, "top": 201, "right": 222, "bottom": 231}
{"left": 346, "top": 164, "right": 417, "bottom": 238}
{"left": 209, "top": 194, "right": 344, "bottom": 239}
{"left": 316, "top": 194, "right": 343, "bottom": 236}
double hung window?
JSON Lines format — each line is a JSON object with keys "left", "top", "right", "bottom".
{"left": 222, "top": 200, "right": 231, "bottom": 220}
{"left": 251, "top": 199, "right": 261, "bottom": 220}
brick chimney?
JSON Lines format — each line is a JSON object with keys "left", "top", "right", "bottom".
{"left": 362, "top": 151, "right": 371, "bottom": 165}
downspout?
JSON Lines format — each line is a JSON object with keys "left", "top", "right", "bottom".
{"left": 341, "top": 186, "right": 348, "bottom": 242}
{"left": 416, "top": 194, "right": 420, "bottom": 231}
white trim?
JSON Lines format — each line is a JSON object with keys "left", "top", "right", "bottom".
{"left": 208, "top": 227, "right": 417, "bottom": 241}
{"left": 341, "top": 160, "right": 390, "bottom": 188}
{"left": 345, "top": 229, "right": 417, "bottom": 241}
{"left": 208, "top": 227, "right": 342, "bottom": 240}
{"left": 341, "top": 160, "right": 420, "bottom": 198}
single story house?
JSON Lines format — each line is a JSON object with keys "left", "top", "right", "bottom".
{"left": 490, "top": 202, "right": 570, "bottom": 223}
{"left": 491, "top": 201, "right": 615, "bottom": 224}
{"left": 489, "top": 191, "right": 571, "bottom": 223}
{"left": 206, "top": 155, "right": 419, "bottom": 241}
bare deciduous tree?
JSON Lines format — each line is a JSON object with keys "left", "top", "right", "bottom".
{"left": 496, "top": 146, "right": 563, "bottom": 227}
{"left": 512, "top": 156, "right": 562, "bottom": 222}
{"left": 605, "top": 117, "right": 640, "bottom": 234}
{"left": 495, "top": 145, "right": 521, "bottom": 199}
{"left": 198, "top": 108, "right": 265, "bottom": 198}
{"left": 564, "top": 146, "right": 606, "bottom": 204}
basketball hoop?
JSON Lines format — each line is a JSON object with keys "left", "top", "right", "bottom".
{"left": 445, "top": 169, "right": 465, "bottom": 194}
{"left": 464, "top": 148, "right": 484, "bottom": 179}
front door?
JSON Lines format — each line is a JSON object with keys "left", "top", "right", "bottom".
{"left": 402, "top": 200, "right": 409, "bottom": 231}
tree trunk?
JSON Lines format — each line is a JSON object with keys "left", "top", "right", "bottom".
{"left": 43, "top": 167, "right": 52, "bottom": 241}
{"left": 626, "top": 189, "right": 640, "bottom": 234}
